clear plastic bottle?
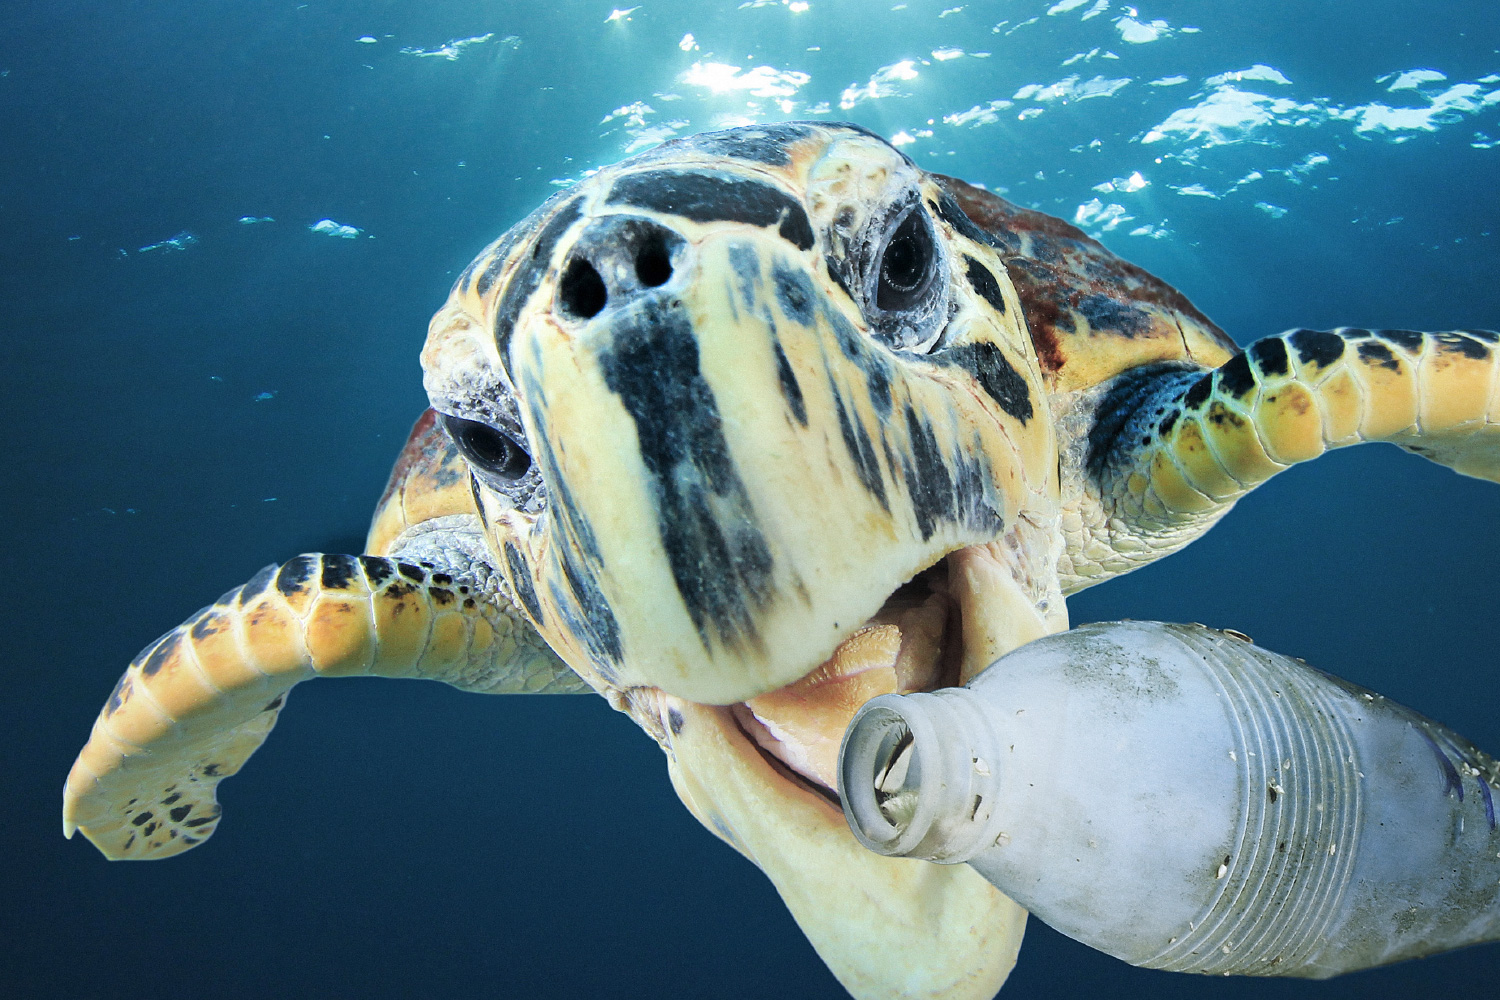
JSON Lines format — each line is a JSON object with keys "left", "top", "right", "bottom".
{"left": 838, "top": 620, "right": 1500, "bottom": 977}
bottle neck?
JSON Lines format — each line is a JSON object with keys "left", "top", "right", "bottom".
{"left": 839, "top": 688, "right": 1008, "bottom": 863}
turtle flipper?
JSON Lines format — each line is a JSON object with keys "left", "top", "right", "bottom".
{"left": 64, "top": 549, "right": 585, "bottom": 860}
{"left": 1063, "top": 327, "right": 1500, "bottom": 591}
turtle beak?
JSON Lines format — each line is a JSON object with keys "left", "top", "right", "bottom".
{"left": 506, "top": 214, "right": 1052, "bottom": 705}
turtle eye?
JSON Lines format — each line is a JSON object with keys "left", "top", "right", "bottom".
{"left": 440, "top": 413, "right": 532, "bottom": 482}
{"left": 875, "top": 209, "right": 937, "bottom": 313}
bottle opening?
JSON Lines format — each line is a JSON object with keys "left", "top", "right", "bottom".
{"left": 840, "top": 698, "right": 933, "bottom": 856}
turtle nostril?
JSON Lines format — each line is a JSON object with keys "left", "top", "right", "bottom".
{"left": 635, "top": 235, "right": 673, "bottom": 288}
{"left": 559, "top": 258, "right": 608, "bottom": 319}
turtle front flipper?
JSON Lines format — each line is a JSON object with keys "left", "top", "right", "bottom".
{"left": 63, "top": 544, "right": 585, "bottom": 860}
{"left": 1061, "top": 327, "right": 1500, "bottom": 590}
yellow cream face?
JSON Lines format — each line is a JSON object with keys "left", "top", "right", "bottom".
{"left": 422, "top": 123, "right": 1055, "bottom": 705}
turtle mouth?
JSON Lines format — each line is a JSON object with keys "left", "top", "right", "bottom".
{"left": 730, "top": 550, "right": 972, "bottom": 801}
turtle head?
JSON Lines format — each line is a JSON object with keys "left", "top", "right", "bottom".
{"left": 422, "top": 122, "right": 1056, "bottom": 705}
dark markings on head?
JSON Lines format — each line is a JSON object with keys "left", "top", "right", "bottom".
{"left": 1217, "top": 353, "right": 1256, "bottom": 399}
{"left": 358, "top": 556, "right": 393, "bottom": 588}
{"left": 935, "top": 191, "right": 1000, "bottom": 248}
{"left": 476, "top": 191, "right": 578, "bottom": 300}
{"left": 727, "top": 242, "right": 761, "bottom": 313}
{"left": 239, "top": 563, "right": 277, "bottom": 604}
{"left": 320, "top": 554, "right": 358, "bottom": 591}
{"left": 825, "top": 254, "right": 856, "bottom": 304}
{"left": 494, "top": 197, "right": 584, "bottom": 373}
{"left": 1086, "top": 363, "right": 1202, "bottom": 480}
{"left": 550, "top": 549, "right": 623, "bottom": 669}
{"left": 140, "top": 630, "right": 182, "bottom": 677}
{"left": 901, "top": 406, "right": 952, "bottom": 542}
{"left": 597, "top": 298, "right": 773, "bottom": 651}
{"left": 865, "top": 357, "right": 893, "bottom": 418}
{"left": 962, "top": 255, "right": 1006, "bottom": 313}
{"left": 431, "top": 572, "right": 453, "bottom": 586}
{"left": 477, "top": 236, "right": 532, "bottom": 301}
{"left": 468, "top": 473, "right": 490, "bottom": 529}
{"left": 526, "top": 386, "right": 604, "bottom": 565}
{"left": 1375, "top": 328, "right": 1424, "bottom": 352}
{"left": 607, "top": 170, "right": 814, "bottom": 251}
{"left": 475, "top": 254, "right": 504, "bottom": 299}
{"left": 822, "top": 301, "right": 865, "bottom": 361}
{"left": 773, "top": 262, "right": 815, "bottom": 325}
{"left": 1076, "top": 293, "right": 1150, "bottom": 337}
{"left": 676, "top": 122, "right": 813, "bottom": 166}
{"left": 1249, "top": 337, "right": 1290, "bottom": 377}
{"left": 1356, "top": 340, "right": 1401, "bottom": 371}
{"left": 897, "top": 409, "right": 1001, "bottom": 541}
{"left": 169, "top": 804, "right": 193, "bottom": 823}
{"left": 772, "top": 341, "right": 808, "bottom": 425}
{"left": 1288, "top": 329, "right": 1346, "bottom": 368}
{"left": 668, "top": 707, "right": 685, "bottom": 735}
{"left": 430, "top": 588, "right": 455, "bottom": 606}
{"left": 1435, "top": 331, "right": 1490, "bottom": 360}
{"left": 831, "top": 378, "right": 889, "bottom": 512}
{"left": 504, "top": 541, "right": 545, "bottom": 626}
{"left": 935, "top": 342, "right": 1033, "bottom": 423}
{"left": 276, "top": 556, "right": 316, "bottom": 597}
{"left": 397, "top": 562, "right": 427, "bottom": 583}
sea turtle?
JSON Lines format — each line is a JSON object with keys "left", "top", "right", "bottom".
{"left": 63, "top": 122, "right": 1500, "bottom": 999}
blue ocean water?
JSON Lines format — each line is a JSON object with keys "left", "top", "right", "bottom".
{"left": 4, "top": 1, "right": 1499, "bottom": 997}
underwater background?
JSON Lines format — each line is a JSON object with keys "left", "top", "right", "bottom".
{"left": 4, "top": 1, "right": 1499, "bottom": 996}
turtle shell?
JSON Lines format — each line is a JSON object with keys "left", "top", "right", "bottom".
{"left": 936, "top": 174, "right": 1238, "bottom": 392}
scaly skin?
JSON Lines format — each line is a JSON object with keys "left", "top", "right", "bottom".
{"left": 1059, "top": 327, "right": 1500, "bottom": 592}
{"left": 63, "top": 413, "right": 584, "bottom": 861}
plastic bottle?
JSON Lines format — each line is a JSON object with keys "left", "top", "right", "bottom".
{"left": 838, "top": 620, "right": 1500, "bottom": 977}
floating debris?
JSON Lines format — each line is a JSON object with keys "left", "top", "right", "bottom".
{"left": 1383, "top": 69, "right": 1446, "bottom": 92}
{"left": 1074, "top": 198, "right": 1133, "bottom": 232}
{"left": 944, "top": 99, "right": 1013, "bottom": 127}
{"left": 1015, "top": 74, "right": 1130, "bottom": 103}
{"left": 238, "top": 216, "right": 274, "bottom": 225}
{"left": 1115, "top": 13, "right": 1173, "bottom": 44}
{"left": 680, "top": 61, "right": 811, "bottom": 99}
{"left": 137, "top": 231, "right": 198, "bottom": 253}
{"left": 840, "top": 59, "right": 919, "bottom": 110}
{"left": 309, "top": 219, "right": 363, "bottom": 238}
{"left": 400, "top": 33, "right": 497, "bottom": 60}
{"left": 1093, "top": 171, "right": 1148, "bottom": 193}
{"left": 1206, "top": 65, "right": 1292, "bottom": 87}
